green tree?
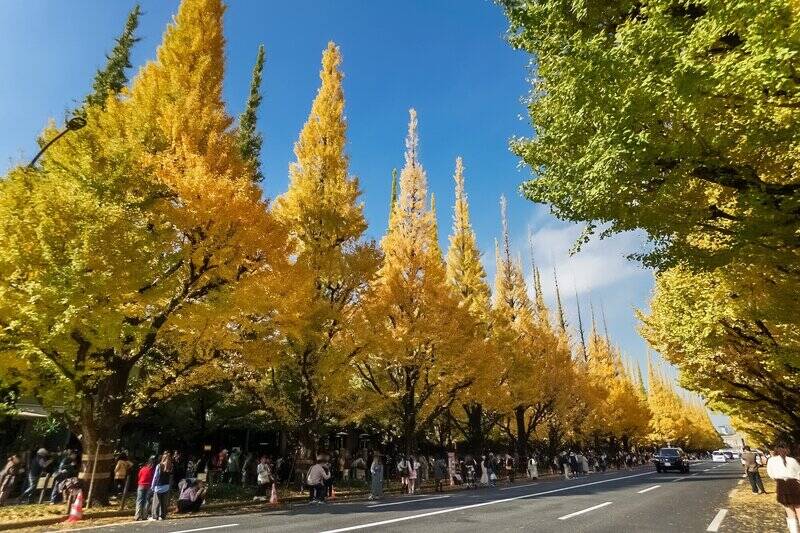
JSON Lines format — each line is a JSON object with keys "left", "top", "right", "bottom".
{"left": 501, "top": 0, "right": 800, "bottom": 274}
{"left": 82, "top": 4, "right": 141, "bottom": 112}
{"left": 238, "top": 44, "right": 266, "bottom": 182}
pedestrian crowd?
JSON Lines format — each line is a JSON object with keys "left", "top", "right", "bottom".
{"left": 4, "top": 440, "right": 799, "bottom": 531}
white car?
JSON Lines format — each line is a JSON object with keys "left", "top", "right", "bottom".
{"left": 712, "top": 451, "right": 727, "bottom": 462}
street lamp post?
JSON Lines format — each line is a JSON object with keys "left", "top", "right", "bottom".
{"left": 27, "top": 116, "right": 87, "bottom": 168}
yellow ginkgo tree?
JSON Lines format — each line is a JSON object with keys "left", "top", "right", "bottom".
{"left": 353, "top": 110, "right": 476, "bottom": 454}
{"left": 444, "top": 157, "right": 499, "bottom": 453}
{"left": 265, "top": 42, "right": 379, "bottom": 456}
{"left": 0, "top": 0, "right": 288, "bottom": 502}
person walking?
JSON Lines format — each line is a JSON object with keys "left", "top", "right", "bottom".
{"left": 766, "top": 444, "right": 800, "bottom": 533}
{"left": 150, "top": 452, "right": 174, "bottom": 521}
{"left": 433, "top": 456, "right": 447, "bottom": 492}
{"left": 741, "top": 446, "right": 767, "bottom": 494}
{"left": 369, "top": 454, "right": 383, "bottom": 500}
{"left": 488, "top": 453, "right": 498, "bottom": 486}
{"left": 579, "top": 452, "right": 589, "bottom": 476}
{"left": 527, "top": 456, "right": 538, "bottom": 480}
{"left": 408, "top": 455, "right": 419, "bottom": 494}
{"left": 323, "top": 457, "right": 335, "bottom": 498}
{"left": 226, "top": 448, "right": 241, "bottom": 485}
{"left": 418, "top": 455, "right": 429, "bottom": 484}
{"left": 569, "top": 451, "right": 579, "bottom": 477}
{"left": 256, "top": 456, "right": 273, "bottom": 498}
{"left": 560, "top": 452, "right": 571, "bottom": 480}
{"left": 397, "top": 455, "right": 409, "bottom": 492}
{"left": 0, "top": 455, "right": 21, "bottom": 506}
{"left": 478, "top": 455, "right": 489, "bottom": 486}
{"left": 113, "top": 453, "right": 134, "bottom": 497}
{"left": 135, "top": 456, "right": 155, "bottom": 521}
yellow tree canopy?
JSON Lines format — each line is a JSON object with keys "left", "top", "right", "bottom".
{"left": 0, "top": 0, "right": 288, "bottom": 475}
{"left": 491, "top": 199, "right": 573, "bottom": 455}
{"left": 640, "top": 264, "right": 800, "bottom": 443}
{"left": 256, "top": 42, "right": 378, "bottom": 449}
{"left": 445, "top": 157, "right": 491, "bottom": 321}
{"left": 353, "top": 109, "right": 476, "bottom": 453}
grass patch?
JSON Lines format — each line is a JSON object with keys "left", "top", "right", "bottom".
{"left": 723, "top": 475, "right": 788, "bottom": 533}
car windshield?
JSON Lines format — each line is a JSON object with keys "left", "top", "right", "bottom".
{"left": 659, "top": 449, "right": 680, "bottom": 457}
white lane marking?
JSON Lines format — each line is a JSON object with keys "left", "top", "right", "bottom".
{"left": 319, "top": 470, "right": 655, "bottom": 533}
{"left": 703, "top": 468, "right": 711, "bottom": 472}
{"left": 706, "top": 509, "right": 728, "bottom": 532}
{"left": 558, "top": 501, "right": 613, "bottom": 520}
{"left": 637, "top": 485, "right": 661, "bottom": 494}
{"left": 691, "top": 473, "right": 700, "bottom": 476}
{"left": 671, "top": 476, "right": 689, "bottom": 482}
{"left": 500, "top": 469, "right": 651, "bottom": 491}
{"left": 368, "top": 495, "right": 450, "bottom": 508}
{"left": 170, "top": 525, "right": 240, "bottom": 533}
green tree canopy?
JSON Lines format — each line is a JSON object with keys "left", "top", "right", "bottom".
{"left": 501, "top": 0, "right": 800, "bottom": 273}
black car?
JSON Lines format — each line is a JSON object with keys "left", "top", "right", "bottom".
{"left": 653, "top": 447, "right": 690, "bottom": 473}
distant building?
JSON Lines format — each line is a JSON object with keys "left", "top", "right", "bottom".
{"left": 716, "top": 425, "right": 745, "bottom": 452}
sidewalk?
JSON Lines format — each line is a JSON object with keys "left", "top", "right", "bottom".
{"left": 721, "top": 474, "right": 786, "bottom": 532}
{"left": 4, "top": 466, "right": 643, "bottom": 531}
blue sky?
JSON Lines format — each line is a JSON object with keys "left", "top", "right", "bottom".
{"left": 1, "top": 1, "right": 682, "bottom": 400}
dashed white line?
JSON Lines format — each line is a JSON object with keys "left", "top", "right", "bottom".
{"left": 706, "top": 509, "right": 728, "bottom": 532}
{"left": 637, "top": 485, "right": 661, "bottom": 494}
{"left": 558, "top": 501, "right": 613, "bottom": 520}
{"left": 319, "top": 470, "right": 655, "bottom": 533}
{"left": 170, "top": 526, "right": 240, "bottom": 533}
{"left": 368, "top": 495, "right": 450, "bottom": 508}
{"left": 671, "top": 476, "right": 689, "bottom": 482}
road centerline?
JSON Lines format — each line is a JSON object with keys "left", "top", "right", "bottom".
{"left": 318, "top": 470, "right": 655, "bottom": 533}
{"left": 367, "top": 495, "right": 450, "bottom": 508}
{"left": 637, "top": 484, "right": 661, "bottom": 494}
{"left": 558, "top": 501, "right": 613, "bottom": 520}
{"left": 169, "top": 524, "right": 240, "bottom": 533}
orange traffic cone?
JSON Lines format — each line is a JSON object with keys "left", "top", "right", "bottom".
{"left": 269, "top": 483, "right": 278, "bottom": 504}
{"left": 65, "top": 490, "right": 84, "bottom": 523}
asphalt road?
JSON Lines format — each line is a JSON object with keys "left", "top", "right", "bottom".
{"left": 55, "top": 461, "right": 743, "bottom": 533}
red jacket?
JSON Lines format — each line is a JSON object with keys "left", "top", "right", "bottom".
{"left": 137, "top": 464, "right": 154, "bottom": 488}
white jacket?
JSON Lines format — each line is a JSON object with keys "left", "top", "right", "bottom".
{"left": 766, "top": 455, "right": 800, "bottom": 480}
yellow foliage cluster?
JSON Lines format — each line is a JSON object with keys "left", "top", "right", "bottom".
{"left": 0, "top": 0, "right": 722, "bottom": 459}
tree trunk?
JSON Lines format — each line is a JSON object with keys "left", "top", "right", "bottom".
{"left": 513, "top": 406, "right": 528, "bottom": 458}
{"left": 464, "top": 403, "right": 485, "bottom": 454}
{"left": 298, "top": 390, "right": 317, "bottom": 459}
{"left": 402, "top": 371, "right": 417, "bottom": 455}
{"left": 78, "top": 360, "right": 132, "bottom": 506}
{"left": 403, "top": 414, "right": 417, "bottom": 455}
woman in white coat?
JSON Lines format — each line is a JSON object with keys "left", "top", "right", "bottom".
{"left": 480, "top": 455, "right": 489, "bottom": 486}
{"left": 527, "top": 456, "right": 538, "bottom": 479}
{"left": 766, "top": 445, "right": 800, "bottom": 533}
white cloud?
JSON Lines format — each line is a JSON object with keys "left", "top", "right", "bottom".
{"left": 525, "top": 222, "right": 651, "bottom": 302}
